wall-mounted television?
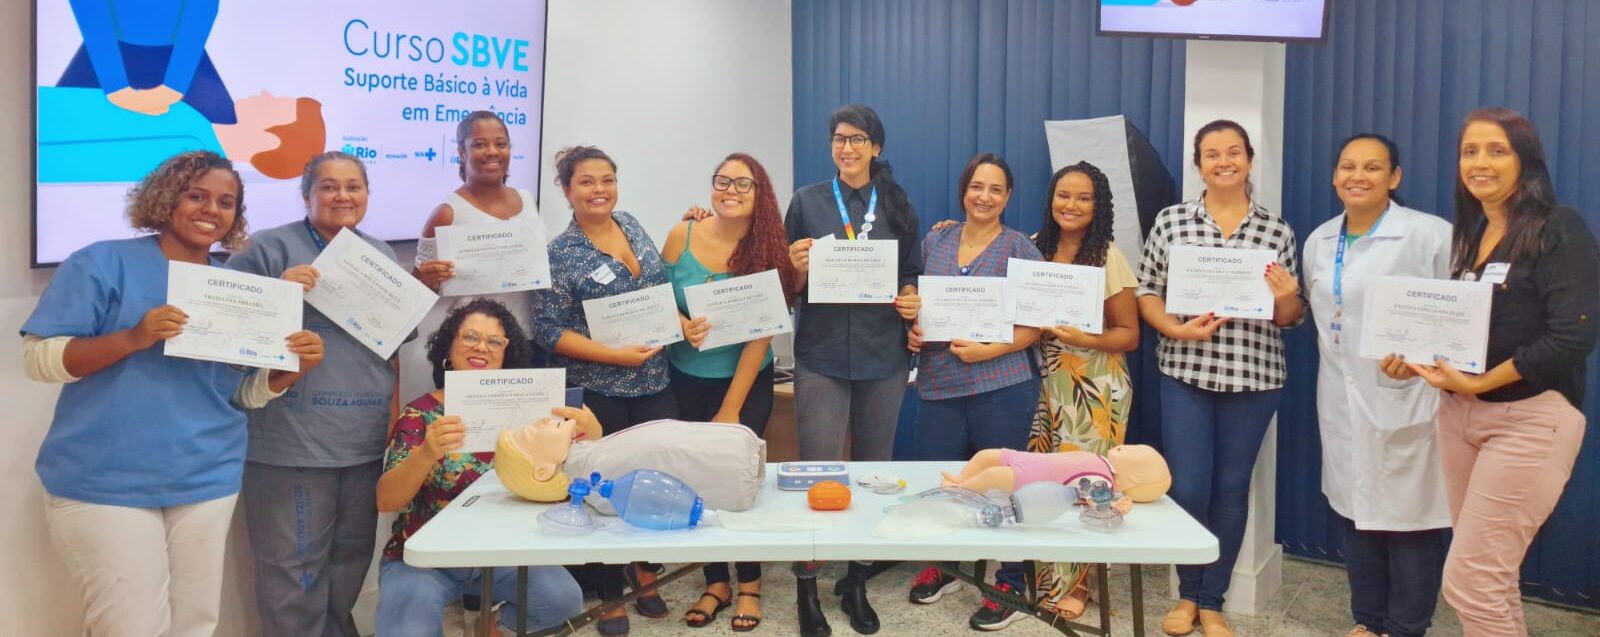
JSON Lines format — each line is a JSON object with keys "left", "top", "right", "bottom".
{"left": 1098, "top": 0, "right": 1330, "bottom": 44}
{"left": 33, "top": 0, "right": 548, "bottom": 266}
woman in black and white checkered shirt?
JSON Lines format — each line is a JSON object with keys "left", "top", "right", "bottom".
{"left": 1136, "top": 120, "right": 1307, "bottom": 637}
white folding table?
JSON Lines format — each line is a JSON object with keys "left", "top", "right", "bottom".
{"left": 405, "top": 461, "right": 1219, "bottom": 637}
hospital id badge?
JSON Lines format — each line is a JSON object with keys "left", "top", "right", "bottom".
{"left": 1329, "top": 309, "right": 1345, "bottom": 350}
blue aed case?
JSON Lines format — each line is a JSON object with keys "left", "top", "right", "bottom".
{"left": 777, "top": 462, "right": 850, "bottom": 491}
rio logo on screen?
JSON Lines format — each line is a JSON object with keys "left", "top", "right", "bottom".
{"left": 344, "top": 19, "right": 530, "bottom": 71}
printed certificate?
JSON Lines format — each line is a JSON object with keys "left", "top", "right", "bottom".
{"left": 582, "top": 283, "right": 685, "bottom": 349}
{"left": 164, "top": 261, "right": 304, "bottom": 371}
{"left": 435, "top": 218, "right": 551, "bottom": 297}
{"left": 684, "top": 269, "right": 793, "bottom": 350}
{"left": 1359, "top": 276, "right": 1492, "bottom": 372}
{"left": 1007, "top": 258, "right": 1105, "bottom": 333}
{"left": 445, "top": 368, "right": 566, "bottom": 453}
{"left": 305, "top": 228, "right": 438, "bottom": 359}
{"left": 1165, "top": 245, "right": 1276, "bottom": 319}
{"left": 918, "top": 275, "right": 1011, "bottom": 343}
{"left": 809, "top": 239, "right": 898, "bottom": 304}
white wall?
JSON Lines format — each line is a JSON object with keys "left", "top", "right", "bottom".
{"left": 536, "top": 0, "right": 795, "bottom": 241}
{"left": 0, "top": 1, "right": 792, "bottom": 635}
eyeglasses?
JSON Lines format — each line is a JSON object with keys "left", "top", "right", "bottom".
{"left": 459, "top": 329, "right": 508, "bottom": 351}
{"left": 712, "top": 175, "right": 756, "bottom": 193}
{"left": 830, "top": 134, "right": 871, "bottom": 150}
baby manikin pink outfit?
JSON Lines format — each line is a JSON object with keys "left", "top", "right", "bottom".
{"left": 1000, "top": 448, "right": 1115, "bottom": 492}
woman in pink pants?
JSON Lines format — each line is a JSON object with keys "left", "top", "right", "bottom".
{"left": 1381, "top": 107, "right": 1597, "bottom": 636}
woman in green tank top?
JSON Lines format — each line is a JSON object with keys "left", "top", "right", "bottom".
{"left": 661, "top": 153, "right": 797, "bottom": 632}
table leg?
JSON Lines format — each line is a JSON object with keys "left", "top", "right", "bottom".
{"left": 1096, "top": 564, "right": 1112, "bottom": 635}
{"left": 1130, "top": 564, "right": 1145, "bottom": 637}
{"left": 480, "top": 567, "right": 495, "bottom": 637}
{"left": 932, "top": 562, "right": 1093, "bottom": 637}
{"left": 517, "top": 566, "right": 529, "bottom": 637}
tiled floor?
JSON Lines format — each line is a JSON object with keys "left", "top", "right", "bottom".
{"left": 500, "top": 559, "right": 1600, "bottom": 636}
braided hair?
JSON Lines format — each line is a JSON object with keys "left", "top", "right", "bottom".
{"left": 1035, "top": 161, "right": 1115, "bottom": 267}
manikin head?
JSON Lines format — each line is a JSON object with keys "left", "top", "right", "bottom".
{"left": 496, "top": 418, "right": 579, "bottom": 502}
{"left": 1107, "top": 444, "right": 1172, "bottom": 503}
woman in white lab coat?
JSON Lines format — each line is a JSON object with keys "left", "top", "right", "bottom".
{"left": 1304, "top": 134, "right": 1451, "bottom": 637}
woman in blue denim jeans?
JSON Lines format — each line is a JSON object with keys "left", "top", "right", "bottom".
{"left": 1135, "top": 121, "right": 1306, "bottom": 637}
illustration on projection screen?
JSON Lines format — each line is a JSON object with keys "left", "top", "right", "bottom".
{"left": 39, "top": 0, "right": 324, "bottom": 183}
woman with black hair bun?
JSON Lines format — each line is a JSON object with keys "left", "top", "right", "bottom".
{"left": 1306, "top": 134, "right": 1452, "bottom": 637}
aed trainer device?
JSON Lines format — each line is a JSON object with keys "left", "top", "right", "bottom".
{"left": 778, "top": 462, "right": 849, "bottom": 491}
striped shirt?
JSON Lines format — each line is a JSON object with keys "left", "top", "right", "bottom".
{"left": 916, "top": 223, "right": 1042, "bottom": 400}
{"left": 1136, "top": 197, "right": 1305, "bottom": 392}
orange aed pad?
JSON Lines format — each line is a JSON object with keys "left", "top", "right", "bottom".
{"left": 807, "top": 480, "right": 852, "bottom": 510}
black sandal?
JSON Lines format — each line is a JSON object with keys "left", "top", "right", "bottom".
{"left": 731, "top": 591, "right": 762, "bottom": 632}
{"left": 684, "top": 592, "right": 732, "bottom": 628}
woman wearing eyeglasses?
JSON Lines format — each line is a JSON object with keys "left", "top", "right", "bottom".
{"left": 375, "top": 299, "right": 583, "bottom": 636}
{"left": 530, "top": 145, "right": 678, "bottom": 635}
{"left": 664, "top": 153, "right": 797, "bottom": 632}
{"left": 783, "top": 104, "right": 922, "bottom": 637}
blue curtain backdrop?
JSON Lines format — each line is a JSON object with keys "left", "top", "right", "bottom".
{"left": 791, "top": 0, "right": 1185, "bottom": 452}
{"left": 1278, "top": 0, "right": 1600, "bottom": 609}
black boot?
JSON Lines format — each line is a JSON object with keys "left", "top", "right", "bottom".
{"left": 835, "top": 577, "right": 880, "bottom": 635}
{"left": 796, "top": 576, "right": 831, "bottom": 637}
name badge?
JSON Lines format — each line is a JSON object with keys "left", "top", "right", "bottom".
{"left": 1481, "top": 262, "right": 1510, "bottom": 284}
{"left": 589, "top": 264, "right": 617, "bottom": 285}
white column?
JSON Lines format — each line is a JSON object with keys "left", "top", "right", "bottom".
{"left": 1168, "top": 39, "right": 1287, "bottom": 615}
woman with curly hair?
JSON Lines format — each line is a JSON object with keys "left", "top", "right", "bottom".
{"left": 1029, "top": 161, "right": 1142, "bottom": 621}
{"left": 20, "top": 150, "right": 325, "bottom": 637}
{"left": 375, "top": 298, "right": 583, "bottom": 636}
{"left": 664, "top": 153, "right": 796, "bottom": 632}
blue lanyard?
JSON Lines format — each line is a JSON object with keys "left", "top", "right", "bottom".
{"left": 303, "top": 217, "right": 329, "bottom": 251}
{"left": 1332, "top": 206, "right": 1388, "bottom": 322}
{"left": 831, "top": 178, "right": 877, "bottom": 240}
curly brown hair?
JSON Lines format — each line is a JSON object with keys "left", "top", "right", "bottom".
{"left": 720, "top": 153, "right": 799, "bottom": 305}
{"left": 126, "top": 150, "right": 248, "bottom": 250}
{"left": 426, "top": 298, "right": 533, "bottom": 390}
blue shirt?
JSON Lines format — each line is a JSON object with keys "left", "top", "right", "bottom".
{"left": 532, "top": 212, "right": 670, "bottom": 397}
{"left": 226, "top": 220, "right": 398, "bottom": 468}
{"left": 21, "top": 236, "right": 248, "bottom": 507}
